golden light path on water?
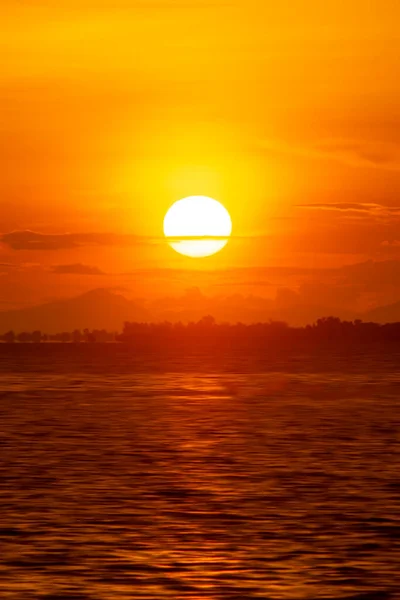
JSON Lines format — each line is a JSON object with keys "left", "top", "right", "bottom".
{"left": 1, "top": 344, "right": 399, "bottom": 597}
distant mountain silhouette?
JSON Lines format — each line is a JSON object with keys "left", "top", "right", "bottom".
{"left": 2, "top": 287, "right": 400, "bottom": 333}
{"left": 363, "top": 300, "right": 400, "bottom": 324}
{"left": 0, "top": 289, "right": 150, "bottom": 333}
{"left": 157, "top": 298, "right": 355, "bottom": 327}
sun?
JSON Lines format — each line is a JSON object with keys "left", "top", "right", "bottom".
{"left": 163, "top": 196, "right": 232, "bottom": 258}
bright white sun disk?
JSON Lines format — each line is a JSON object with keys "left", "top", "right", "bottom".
{"left": 163, "top": 196, "right": 232, "bottom": 258}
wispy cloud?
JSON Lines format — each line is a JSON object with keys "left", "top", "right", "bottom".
{"left": 381, "top": 240, "right": 400, "bottom": 249}
{"left": 261, "top": 138, "right": 400, "bottom": 171}
{"left": 312, "top": 139, "right": 400, "bottom": 170}
{"left": 298, "top": 202, "right": 400, "bottom": 218}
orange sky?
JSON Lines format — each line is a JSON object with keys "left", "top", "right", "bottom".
{"left": 1, "top": 0, "right": 400, "bottom": 313}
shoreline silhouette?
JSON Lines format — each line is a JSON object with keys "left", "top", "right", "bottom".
{"left": 2, "top": 316, "right": 400, "bottom": 345}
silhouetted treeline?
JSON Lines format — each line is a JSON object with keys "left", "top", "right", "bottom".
{"left": 0, "top": 329, "right": 116, "bottom": 343}
{"left": 3, "top": 316, "right": 400, "bottom": 345}
{"left": 118, "top": 316, "right": 400, "bottom": 345}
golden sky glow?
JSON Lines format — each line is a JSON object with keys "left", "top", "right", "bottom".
{"left": 1, "top": 1, "right": 400, "bottom": 313}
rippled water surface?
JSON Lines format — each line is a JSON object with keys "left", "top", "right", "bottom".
{"left": 0, "top": 345, "right": 399, "bottom": 599}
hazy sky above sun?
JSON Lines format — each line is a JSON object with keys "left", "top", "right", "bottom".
{"left": 1, "top": 0, "right": 400, "bottom": 313}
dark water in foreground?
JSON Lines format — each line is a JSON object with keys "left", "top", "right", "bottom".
{"left": 0, "top": 345, "right": 399, "bottom": 600}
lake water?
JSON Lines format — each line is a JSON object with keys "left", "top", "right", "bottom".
{"left": 0, "top": 345, "right": 399, "bottom": 599}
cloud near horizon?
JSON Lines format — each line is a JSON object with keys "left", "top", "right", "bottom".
{"left": 0, "top": 230, "right": 156, "bottom": 251}
{"left": 51, "top": 263, "right": 106, "bottom": 275}
{"left": 1, "top": 230, "right": 254, "bottom": 251}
